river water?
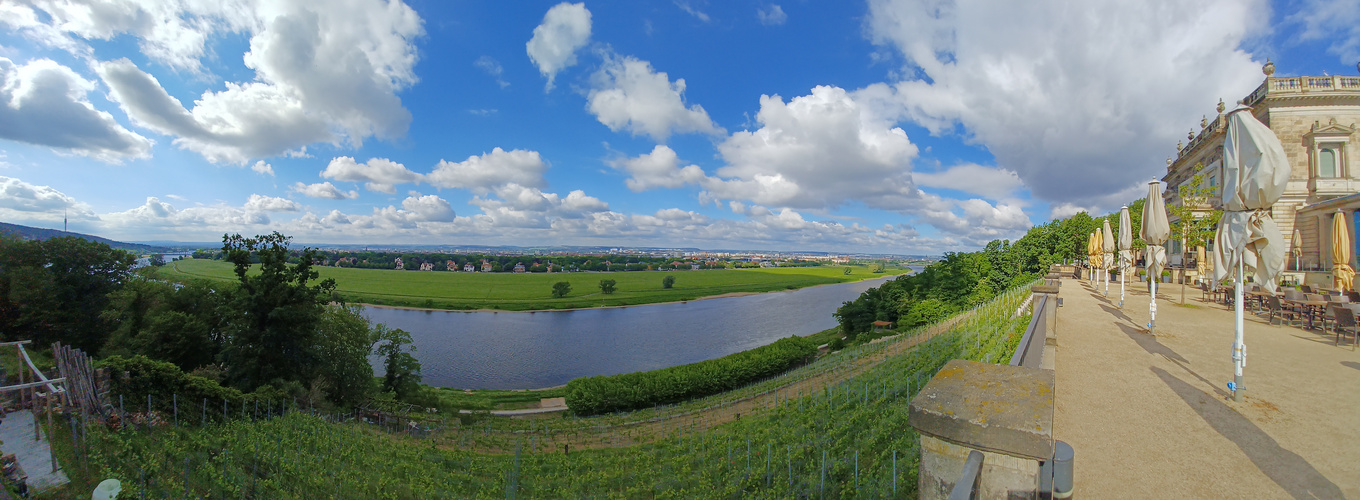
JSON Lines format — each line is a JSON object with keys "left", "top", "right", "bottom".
{"left": 361, "top": 274, "right": 906, "bottom": 390}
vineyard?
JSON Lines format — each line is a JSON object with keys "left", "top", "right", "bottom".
{"left": 46, "top": 282, "right": 1036, "bottom": 498}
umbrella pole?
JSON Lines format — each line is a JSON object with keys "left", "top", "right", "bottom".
{"left": 1120, "top": 267, "right": 1125, "bottom": 308}
{"left": 1149, "top": 274, "right": 1157, "bottom": 333}
{"left": 1232, "top": 259, "right": 1245, "bottom": 402}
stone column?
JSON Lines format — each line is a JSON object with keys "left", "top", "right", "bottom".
{"left": 909, "top": 360, "right": 1055, "bottom": 499}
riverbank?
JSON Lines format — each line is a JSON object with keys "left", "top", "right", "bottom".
{"left": 356, "top": 275, "right": 900, "bottom": 314}
{"left": 159, "top": 259, "right": 910, "bottom": 312}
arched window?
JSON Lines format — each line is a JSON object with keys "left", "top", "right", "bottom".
{"left": 1319, "top": 149, "right": 1337, "bottom": 178}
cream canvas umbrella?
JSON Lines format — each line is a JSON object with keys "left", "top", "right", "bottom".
{"left": 1087, "top": 232, "right": 1098, "bottom": 285}
{"left": 1141, "top": 180, "right": 1170, "bottom": 332}
{"left": 1291, "top": 228, "right": 1303, "bottom": 271}
{"left": 1094, "top": 227, "right": 1105, "bottom": 291}
{"left": 1103, "top": 219, "right": 1115, "bottom": 296}
{"left": 1212, "top": 104, "right": 1290, "bottom": 402}
{"left": 1333, "top": 211, "right": 1353, "bottom": 292}
{"left": 1119, "top": 207, "right": 1133, "bottom": 308}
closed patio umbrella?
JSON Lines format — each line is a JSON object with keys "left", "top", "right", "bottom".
{"left": 1103, "top": 219, "right": 1115, "bottom": 296}
{"left": 1094, "top": 227, "right": 1105, "bottom": 292}
{"left": 1333, "top": 211, "right": 1353, "bottom": 292}
{"left": 1196, "top": 246, "right": 1208, "bottom": 287}
{"left": 1141, "top": 180, "right": 1170, "bottom": 332}
{"left": 1292, "top": 228, "right": 1303, "bottom": 271}
{"left": 1087, "top": 232, "right": 1098, "bottom": 285}
{"left": 1119, "top": 207, "right": 1132, "bottom": 308}
{"left": 1212, "top": 104, "right": 1290, "bottom": 402}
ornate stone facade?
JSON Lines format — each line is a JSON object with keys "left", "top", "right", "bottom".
{"left": 1162, "top": 62, "right": 1360, "bottom": 271}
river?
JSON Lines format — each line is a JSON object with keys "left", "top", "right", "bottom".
{"left": 360, "top": 273, "right": 908, "bottom": 390}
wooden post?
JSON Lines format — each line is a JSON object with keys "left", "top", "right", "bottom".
{"left": 47, "top": 392, "right": 56, "bottom": 473}
{"left": 17, "top": 345, "right": 26, "bottom": 407}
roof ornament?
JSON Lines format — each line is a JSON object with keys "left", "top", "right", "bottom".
{"left": 1188, "top": 130, "right": 1195, "bottom": 141}
{"left": 1177, "top": 140, "right": 1183, "bottom": 152}
{"left": 1201, "top": 116, "right": 1208, "bottom": 129}
{"left": 1263, "top": 59, "right": 1275, "bottom": 77}
{"left": 1217, "top": 98, "right": 1226, "bottom": 114}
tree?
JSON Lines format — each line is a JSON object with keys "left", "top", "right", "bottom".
{"left": 1168, "top": 163, "right": 1221, "bottom": 264}
{"left": 374, "top": 324, "right": 421, "bottom": 402}
{"left": 149, "top": 254, "right": 166, "bottom": 267}
{"left": 662, "top": 275, "right": 676, "bottom": 289}
{"left": 552, "top": 281, "right": 572, "bottom": 298}
{"left": 0, "top": 235, "right": 133, "bottom": 350}
{"left": 599, "top": 279, "right": 617, "bottom": 294}
{"left": 219, "top": 232, "right": 337, "bottom": 392}
{"left": 313, "top": 305, "right": 381, "bottom": 406}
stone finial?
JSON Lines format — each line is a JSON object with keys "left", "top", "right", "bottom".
{"left": 1188, "top": 130, "right": 1195, "bottom": 141}
{"left": 1217, "top": 98, "right": 1226, "bottom": 114}
{"left": 1263, "top": 59, "right": 1275, "bottom": 77}
{"left": 1177, "top": 140, "right": 1183, "bottom": 152}
{"left": 1201, "top": 116, "right": 1208, "bottom": 129}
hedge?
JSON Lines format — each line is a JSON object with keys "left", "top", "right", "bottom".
{"left": 565, "top": 336, "right": 816, "bottom": 415}
{"left": 99, "top": 355, "right": 292, "bottom": 422}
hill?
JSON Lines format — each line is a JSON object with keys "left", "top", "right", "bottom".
{"left": 0, "top": 221, "right": 169, "bottom": 253}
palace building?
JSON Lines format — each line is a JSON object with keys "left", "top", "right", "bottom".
{"left": 1162, "top": 61, "right": 1360, "bottom": 284}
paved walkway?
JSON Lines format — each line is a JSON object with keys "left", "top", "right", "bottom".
{"left": 1055, "top": 276, "right": 1359, "bottom": 499}
{"left": 0, "top": 410, "right": 69, "bottom": 493}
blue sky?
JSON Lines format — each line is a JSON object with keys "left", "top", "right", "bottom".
{"left": 1, "top": 0, "right": 1357, "bottom": 253}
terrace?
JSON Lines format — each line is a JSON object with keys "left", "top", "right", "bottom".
{"left": 1055, "top": 276, "right": 1359, "bottom": 498}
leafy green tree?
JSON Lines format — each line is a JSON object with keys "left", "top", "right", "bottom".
{"left": 314, "top": 305, "right": 381, "bottom": 406}
{"left": 552, "top": 281, "right": 572, "bottom": 298}
{"left": 374, "top": 324, "right": 421, "bottom": 402}
{"left": 662, "top": 275, "right": 676, "bottom": 289}
{"left": 0, "top": 235, "right": 133, "bottom": 350}
{"left": 1168, "top": 164, "right": 1221, "bottom": 264}
{"left": 219, "top": 232, "right": 337, "bottom": 391}
{"left": 149, "top": 254, "right": 166, "bottom": 267}
{"left": 599, "top": 279, "right": 617, "bottom": 294}
{"left": 102, "top": 279, "right": 225, "bottom": 371}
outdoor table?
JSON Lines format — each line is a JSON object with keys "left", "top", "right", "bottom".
{"left": 1284, "top": 299, "right": 1330, "bottom": 330}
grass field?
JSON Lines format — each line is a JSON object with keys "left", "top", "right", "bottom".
{"left": 154, "top": 259, "right": 909, "bottom": 311}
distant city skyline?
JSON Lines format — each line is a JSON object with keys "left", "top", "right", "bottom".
{"left": 1, "top": 0, "right": 1356, "bottom": 253}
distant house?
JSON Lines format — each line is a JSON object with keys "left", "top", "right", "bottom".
{"left": 872, "top": 320, "right": 894, "bottom": 333}
{"left": 513, "top": 262, "right": 526, "bottom": 273}
{"left": 691, "top": 263, "right": 701, "bottom": 270}
{"left": 481, "top": 260, "right": 492, "bottom": 273}
{"left": 419, "top": 262, "right": 434, "bottom": 272}
{"left": 464, "top": 263, "right": 476, "bottom": 272}
{"left": 394, "top": 257, "right": 404, "bottom": 270}
{"left": 446, "top": 260, "right": 457, "bottom": 271}
{"left": 546, "top": 263, "right": 555, "bottom": 273}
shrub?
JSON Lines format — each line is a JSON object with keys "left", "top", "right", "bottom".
{"left": 662, "top": 275, "right": 675, "bottom": 289}
{"left": 565, "top": 336, "right": 816, "bottom": 415}
{"left": 99, "top": 355, "right": 284, "bottom": 421}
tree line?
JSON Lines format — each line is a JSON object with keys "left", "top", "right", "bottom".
{"left": 835, "top": 205, "right": 1156, "bottom": 339}
{"left": 1, "top": 232, "right": 429, "bottom": 411}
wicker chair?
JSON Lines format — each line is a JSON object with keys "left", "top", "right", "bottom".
{"left": 1333, "top": 306, "right": 1358, "bottom": 349}
{"left": 1300, "top": 284, "right": 1313, "bottom": 293}
{"left": 1265, "top": 295, "right": 1300, "bottom": 327}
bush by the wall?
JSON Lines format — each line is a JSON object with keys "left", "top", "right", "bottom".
{"left": 565, "top": 336, "right": 816, "bottom": 415}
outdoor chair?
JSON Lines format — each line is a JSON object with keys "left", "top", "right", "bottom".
{"left": 1332, "top": 307, "right": 1358, "bottom": 349}
{"left": 1265, "top": 295, "right": 1301, "bottom": 327}
{"left": 1347, "top": 291, "right": 1360, "bottom": 303}
{"left": 1323, "top": 299, "right": 1348, "bottom": 331}
{"left": 1300, "top": 285, "right": 1313, "bottom": 293}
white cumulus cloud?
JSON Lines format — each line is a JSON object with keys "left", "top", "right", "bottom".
{"left": 78, "top": 0, "right": 424, "bottom": 164}
{"left": 912, "top": 163, "right": 1024, "bottom": 200}
{"left": 320, "top": 157, "right": 422, "bottom": 194}
{"left": 243, "top": 194, "right": 301, "bottom": 212}
{"left": 757, "top": 5, "right": 787, "bottom": 25}
{"left": 0, "top": 175, "right": 97, "bottom": 219}
{"left": 526, "top": 2, "right": 592, "bottom": 91}
{"left": 587, "top": 54, "right": 724, "bottom": 141}
{"left": 861, "top": 0, "right": 1266, "bottom": 207}
{"left": 290, "top": 181, "right": 358, "bottom": 200}
{"left": 608, "top": 145, "right": 707, "bottom": 191}
{"left": 426, "top": 148, "right": 548, "bottom": 192}
{"left": 0, "top": 58, "right": 152, "bottom": 162}
{"left": 250, "top": 161, "right": 275, "bottom": 176}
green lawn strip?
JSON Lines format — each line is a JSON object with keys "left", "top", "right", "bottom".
{"left": 432, "top": 386, "right": 567, "bottom": 411}
{"left": 156, "top": 260, "right": 908, "bottom": 311}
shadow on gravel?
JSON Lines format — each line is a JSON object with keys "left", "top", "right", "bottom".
{"left": 1342, "top": 361, "right": 1360, "bottom": 371}
{"left": 1116, "top": 322, "right": 1232, "bottom": 400}
{"left": 1152, "top": 367, "right": 1343, "bottom": 500}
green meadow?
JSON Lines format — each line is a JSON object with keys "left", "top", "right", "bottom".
{"left": 156, "top": 259, "right": 908, "bottom": 311}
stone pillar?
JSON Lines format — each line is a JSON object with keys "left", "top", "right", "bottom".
{"left": 909, "top": 360, "right": 1055, "bottom": 499}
